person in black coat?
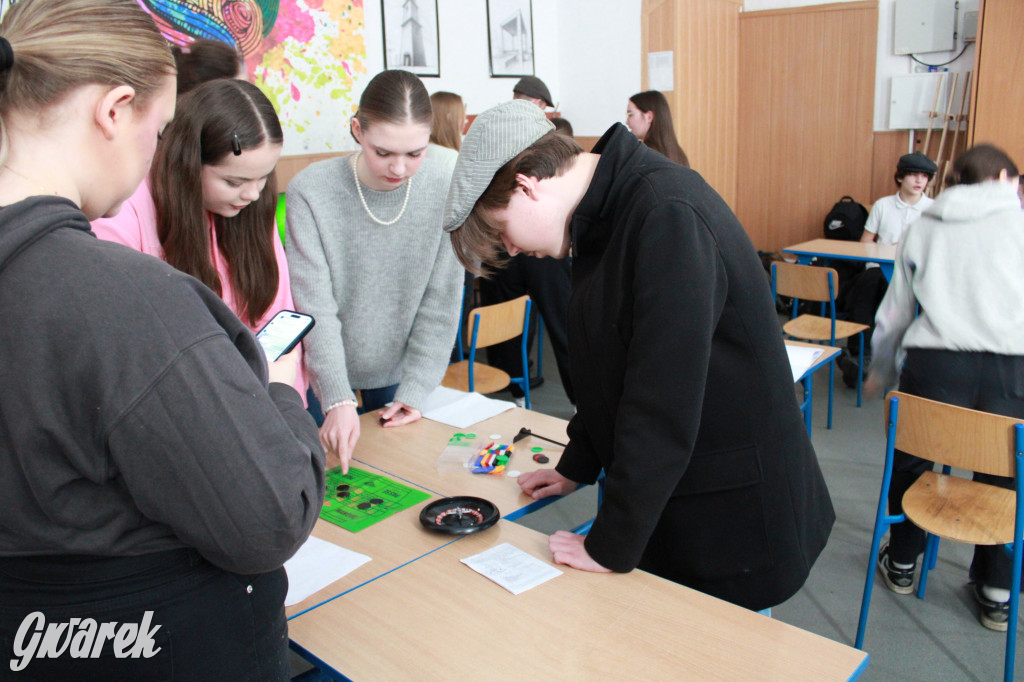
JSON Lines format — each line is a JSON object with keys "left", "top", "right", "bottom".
{"left": 442, "top": 100, "right": 834, "bottom": 611}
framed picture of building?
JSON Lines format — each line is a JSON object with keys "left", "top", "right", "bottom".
{"left": 487, "top": 0, "right": 534, "bottom": 77}
{"left": 382, "top": 0, "right": 440, "bottom": 77}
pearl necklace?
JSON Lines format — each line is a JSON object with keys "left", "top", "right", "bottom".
{"left": 351, "top": 152, "right": 412, "bottom": 226}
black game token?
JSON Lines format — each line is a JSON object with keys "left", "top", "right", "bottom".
{"left": 419, "top": 496, "right": 500, "bottom": 535}
{"left": 532, "top": 454, "right": 549, "bottom": 464}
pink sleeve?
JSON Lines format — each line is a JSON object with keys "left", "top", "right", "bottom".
{"left": 90, "top": 181, "right": 164, "bottom": 258}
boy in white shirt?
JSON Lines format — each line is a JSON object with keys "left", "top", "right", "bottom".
{"left": 840, "top": 152, "right": 937, "bottom": 386}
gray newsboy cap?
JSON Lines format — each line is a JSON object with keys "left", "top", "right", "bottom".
{"left": 512, "top": 76, "right": 553, "bottom": 108}
{"left": 897, "top": 151, "right": 938, "bottom": 175}
{"left": 442, "top": 100, "right": 554, "bottom": 233}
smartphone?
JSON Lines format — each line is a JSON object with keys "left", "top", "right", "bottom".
{"left": 255, "top": 310, "right": 315, "bottom": 361}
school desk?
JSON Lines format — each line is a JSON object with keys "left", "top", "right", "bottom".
{"left": 349, "top": 407, "right": 571, "bottom": 522}
{"left": 786, "top": 339, "right": 843, "bottom": 435}
{"left": 783, "top": 238, "right": 897, "bottom": 281}
{"left": 285, "top": 408, "right": 571, "bottom": 618}
{"left": 287, "top": 519, "right": 869, "bottom": 681}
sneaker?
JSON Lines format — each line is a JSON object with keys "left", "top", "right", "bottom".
{"left": 877, "top": 543, "right": 915, "bottom": 594}
{"left": 513, "top": 396, "right": 527, "bottom": 409}
{"left": 973, "top": 584, "right": 1010, "bottom": 632}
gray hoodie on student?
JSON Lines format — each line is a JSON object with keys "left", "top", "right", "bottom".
{"left": 872, "top": 180, "right": 1024, "bottom": 388}
{"left": 0, "top": 196, "right": 324, "bottom": 574}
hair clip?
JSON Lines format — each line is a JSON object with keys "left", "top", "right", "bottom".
{"left": 231, "top": 133, "right": 242, "bottom": 156}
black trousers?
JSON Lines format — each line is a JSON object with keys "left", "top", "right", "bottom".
{"left": 0, "top": 550, "right": 289, "bottom": 680}
{"left": 479, "top": 254, "right": 575, "bottom": 403}
{"left": 839, "top": 267, "right": 887, "bottom": 358}
{"left": 887, "top": 349, "right": 1024, "bottom": 590}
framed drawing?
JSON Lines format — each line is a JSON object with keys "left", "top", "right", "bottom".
{"left": 487, "top": 0, "right": 534, "bottom": 77}
{"left": 382, "top": 0, "right": 440, "bottom": 77}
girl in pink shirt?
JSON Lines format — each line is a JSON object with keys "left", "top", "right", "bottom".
{"left": 93, "top": 79, "right": 307, "bottom": 401}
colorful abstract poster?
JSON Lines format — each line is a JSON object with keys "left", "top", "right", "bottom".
{"left": 139, "top": 1, "right": 367, "bottom": 155}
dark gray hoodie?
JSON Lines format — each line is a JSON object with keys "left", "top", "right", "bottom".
{"left": 0, "top": 196, "right": 324, "bottom": 574}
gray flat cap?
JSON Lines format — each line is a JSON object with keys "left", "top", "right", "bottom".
{"left": 443, "top": 100, "right": 554, "bottom": 233}
{"left": 512, "top": 76, "right": 553, "bottom": 108}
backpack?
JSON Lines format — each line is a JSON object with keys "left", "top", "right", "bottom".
{"left": 823, "top": 196, "right": 868, "bottom": 241}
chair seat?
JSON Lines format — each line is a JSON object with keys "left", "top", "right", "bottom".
{"left": 442, "top": 361, "right": 510, "bottom": 395}
{"left": 784, "top": 314, "right": 869, "bottom": 342}
{"left": 903, "top": 470, "right": 1016, "bottom": 545}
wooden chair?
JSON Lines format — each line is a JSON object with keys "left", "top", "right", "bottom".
{"left": 442, "top": 295, "right": 532, "bottom": 408}
{"left": 771, "top": 261, "right": 868, "bottom": 429}
{"left": 855, "top": 392, "right": 1024, "bottom": 682}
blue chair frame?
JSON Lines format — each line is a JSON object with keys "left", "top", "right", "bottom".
{"left": 771, "top": 262, "right": 865, "bottom": 430}
{"left": 461, "top": 298, "right": 532, "bottom": 409}
{"left": 855, "top": 393, "right": 1024, "bottom": 682}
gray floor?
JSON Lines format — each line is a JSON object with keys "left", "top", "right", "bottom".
{"left": 512, "top": 341, "right": 1022, "bottom": 681}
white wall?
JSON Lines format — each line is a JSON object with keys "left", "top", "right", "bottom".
{"left": 742, "top": 0, "right": 976, "bottom": 131}
{"left": 356, "top": 0, "right": 639, "bottom": 141}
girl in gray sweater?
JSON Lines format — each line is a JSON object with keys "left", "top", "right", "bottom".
{"left": 286, "top": 70, "right": 462, "bottom": 473}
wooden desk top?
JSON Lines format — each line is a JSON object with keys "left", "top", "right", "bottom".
{"left": 289, "top": 520, "right": 868, "bottom": 680}
{"left": 352, "top": 408, "right": 571, "bottom": 520}
{"left": 783, "top": 238, "right": 896, "bottom": 263}
{"left": 285, "top": 407, "right": 571, "bottom": 617}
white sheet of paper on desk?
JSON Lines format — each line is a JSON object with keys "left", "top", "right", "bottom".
{"left": 421, "top": 386, "right": 515, "bottom": 429}
{"left": 460, "top": 542, "right": 562, "bottom": 595}
{"left": 786, "top": 345, "right": 825, "bottom": 383}
{"left": 283, "top": 535, "right": 371, "bottom": 606}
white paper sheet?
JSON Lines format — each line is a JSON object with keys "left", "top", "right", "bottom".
{"left": 460, "top": 542, "right": 562, "bottom": 595}
{"left": 648, "top": 50, "right": 674, "bottom": 92}
{"left": 421, "top": 386, "right": 516, "bottom": 429}
{"left": 786, "top": 345, "right": 826, "bottom": 383}
{"left": 283, "top": 535, "right": 371, "bottom": 606}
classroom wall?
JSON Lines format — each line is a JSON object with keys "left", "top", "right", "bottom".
{"left": 642, "top": 0, "right": 742, "bottom": 208}
{"left": 744, "top": 0, "right": 978, "bottom": 133}
{"left": 356, "top": 0, "right": 640, "bottom": 138}
{"left": 735, "top": 2, "right": 878, "bottom": 252}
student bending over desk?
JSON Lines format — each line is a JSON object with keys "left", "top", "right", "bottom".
{"left": 442, "top": 101, "right": 835, "bottom": 611}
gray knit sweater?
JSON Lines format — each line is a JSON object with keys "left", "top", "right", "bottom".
{"left": 285, "top": 155, "right": 462, "bottom": 411}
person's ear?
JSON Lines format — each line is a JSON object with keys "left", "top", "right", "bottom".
{"left": 350, "top": 116, "right": 362, "bottom": 144}
{"left": 998, "top": 168, "right": 1009, "bottom": 182}
{"left": 514, "top": 173, "right": 540, "bottom": 199}
{"left": 95, "top": 85, "right": 137, "bottom": 141}
{"left": 643, "top": 110, "right": 654, "bottom": 127}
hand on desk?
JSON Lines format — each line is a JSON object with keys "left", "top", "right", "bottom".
{"left": 320, "top": 404, "right": 360, "bottom": 474}
{"left": 549, "top": 531, "right": 612, "bottom": 573}
{"left": 518, "top": 469, "right": 579, "bottom": 500}
{"left": 378, "top": 401, "right": 421, "bottom": 427}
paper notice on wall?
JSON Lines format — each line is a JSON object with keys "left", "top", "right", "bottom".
{"left": 648, "top": 51, "right": 674, "bottom": 92}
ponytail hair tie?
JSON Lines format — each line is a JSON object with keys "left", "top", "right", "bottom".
{"left": 231, "top": 133, "right": 242, "bottom": 155}
{"left": 0, "top": 37, "right": 14, "bottom": 74}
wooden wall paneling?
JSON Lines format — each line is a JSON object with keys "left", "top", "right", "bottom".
{"left": 642, "top": 0, "right": 740, "bottom": 208}
{"left": 274, "top": 151, "right": 347, "bottom": 191}
{"left": 969, "top": 0, "right": 1024, "bottom": 167}
{"left": 736, "top": 2, "right": 877, "bottom": 252}
{"left": 871, "top": 130, "right": 911, "bottom": 204}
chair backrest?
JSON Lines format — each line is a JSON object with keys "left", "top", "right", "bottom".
{"left": 887, "top": 391, "right": 1022, "bottom": 478}
{"left": 772, "top": 261, "right": 838, "bottom": 303}
{"left": 469, "top": 295, "right": 530, "bottom": 349}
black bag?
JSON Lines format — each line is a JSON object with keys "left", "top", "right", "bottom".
{"left": 823, "top": 196, "right": 868, "bottom": 241}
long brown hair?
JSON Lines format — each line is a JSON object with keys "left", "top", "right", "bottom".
{"left": 429, "top": 91, "right": 464, "bottom": 151}
{"left": 629, "top": 90, "right": 689, "bottom": 168}
{"left": 151, "top": 79, "right": 283, "bottom": 327}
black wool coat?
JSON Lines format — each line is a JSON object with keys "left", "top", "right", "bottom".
{"left": 557, "top": 125, "right": 835, "bottom": 611}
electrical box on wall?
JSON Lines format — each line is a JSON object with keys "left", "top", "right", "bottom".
{"left": 962, "top": 10, "right": 978, "bottom": 42}
{"left": 893, "top": 0, "right": 956, "bottom": 55}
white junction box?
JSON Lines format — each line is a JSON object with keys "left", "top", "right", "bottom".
{"left": 894, "top": 0, "right": 956, "bottom": 55}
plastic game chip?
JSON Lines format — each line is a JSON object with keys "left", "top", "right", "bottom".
{"left": 532, "top": 454, "right": 549, "bottom": 464}
{"left": 420, "top": 496, "right": 500, "bottom": 535}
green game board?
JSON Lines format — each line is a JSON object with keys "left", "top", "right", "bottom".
{"left": 319, "top": 466, "right": 430, "bottom": 532}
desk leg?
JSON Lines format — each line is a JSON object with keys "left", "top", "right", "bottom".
{"left": 880, "top": 263, "right": 893, "bottom": 282}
